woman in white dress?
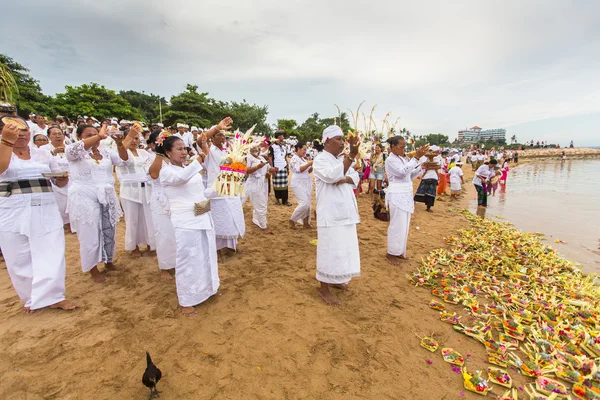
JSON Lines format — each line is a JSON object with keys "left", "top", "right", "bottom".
{"left": 0, "top": 118, "right": 76, "bottom": 312}
{"left": 41, "top": 125, "right": 71, "bottom": 230}
{"left": 245, "top": 143, "right": 278, "bottom": 233}
{"left": 145, "top": 131, "right": 176, "bottom": 280}
{"left": 384, "top": 136, "right": 428, "bottom": 266}
{"left": 66, "top": 122, "right": 136, "bottom": 282}
{"left": 117, "top": 131, "right": 155, "bottom": 257}
{"left": 158, "top": 136, "right": 219, "bottom": 315}
{"left": 289, "top": 142, "right": 313, "bottom": 229}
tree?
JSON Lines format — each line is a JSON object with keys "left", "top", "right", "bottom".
{"left": 415, "top": 133, "right": 450, "bottom": 147}
{"left": 276, "top": 119, "right": 298, "bottom": 134}
{"left": 222, "top": 99, "right": 271, "bottom": 135}
{"left": 162, "top": 84, "right": 223, "bottom": 128}
{"left": 54, "top": 83, "right": 143, "bottom": 120}
{"left": 0, "top": 54, "right": 55, "bottom": 118}
{"left": 0, "top": 60, "right": 18, "bottom": 104}
{"left": 119, "top": 90, "right": 166, "bottom": 123}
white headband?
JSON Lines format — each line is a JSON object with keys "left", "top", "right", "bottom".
{"left": 322, "top": 125, "right": 343, "bottom": 141}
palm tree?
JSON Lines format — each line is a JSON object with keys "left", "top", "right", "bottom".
{"left": 0, "top": 61, "right": 19, "bottom": 104}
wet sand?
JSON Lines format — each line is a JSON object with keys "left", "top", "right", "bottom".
{"left": 1, "top": 167, "right": 505, "bottom": 399}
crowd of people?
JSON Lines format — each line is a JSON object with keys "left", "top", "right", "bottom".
{"left": 0, "top": 110, "right": 517, "bottom": 312}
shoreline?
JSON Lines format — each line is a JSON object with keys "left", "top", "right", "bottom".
{"left": 0, "top": 158, "right": 591, "bottom": 399}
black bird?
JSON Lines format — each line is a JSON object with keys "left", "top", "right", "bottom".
{"left": 142, "top": 352, "right": 162, "bottom": 399}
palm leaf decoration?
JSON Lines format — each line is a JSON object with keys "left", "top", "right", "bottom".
{"left": 0, "top": 61, "right": 19, "bottom": 105}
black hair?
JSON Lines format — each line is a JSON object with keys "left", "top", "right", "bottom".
{"left": 147, "top": 129, "right": 161, "bottom": 145}
{"left": 33, "top": 134, "right": 48, "bottom": 142}
{"left": 489, "top": 159, "right": 498, "bottom": 165}
{"left": 156, "top": 135, "right": 183, "bottom": 156}
{"left": 275, "top": 130, "right": 285, "bottom": 138}
{"left": 47, "top": 125, "right": 63, "bottom": 136}
{"left": 386, "top": 135, "right": 405, "bottom": 147}
{"left": 76, "top": 124, "right": 98, "bottom": 138}
{"left": 312, "top": 139, "right": 324, "bottom": 152}
{"left": 441, "top": 151, "right": 449, "bottom": 156}
{"left": 294, "top": 141, "right": 306, "bottom": 152}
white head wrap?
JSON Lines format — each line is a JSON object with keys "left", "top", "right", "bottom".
{"left": 322, "top": 125, "right": 343, "bottom": 141}
{"left": 176, "top": 123, "right": 184, "bottom": 128}
{"left": 156, "top": 123, "right": 164, "bottom": 128}
{"left": 191, "top": 126, "right": 198, "bottom": 132}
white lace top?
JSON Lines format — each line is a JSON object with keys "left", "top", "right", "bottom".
{"left": 65, "top": 141, "right": 126, "bottom": 227}
{"left": 143, "top": 153, "right": 170, "bottom": 215}
{"left": 245, "top": 154, "right": 268, "bottom": 196}
{"left": 384, "top": 154, "right": 422, "bottom": 213}
{"left": 0, "top": 146, "right": 64, "bottom": 236}
{"left": 116, "top": 149, "right": 152, "bottom": 204}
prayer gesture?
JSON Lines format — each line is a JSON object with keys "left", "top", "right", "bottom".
{"left": 216, "top": 117, "right": 233, "bottom": 132}
{"left": 0, "top": 123, "right": 21, "bottom": 143}
{"left": 415, "top": 144, "right": 429, "bottom": 159}
{"left": 98, "top": 124, "right": 109, "bottom": 140}
{"left": 347, "top": 134, "right": 360, "bottom": 158}
{"left": 52, "top": 146, "right": 65, "bottom": 155}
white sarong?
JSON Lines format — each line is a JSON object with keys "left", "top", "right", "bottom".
{"left": 174, "top": 227, "right": 220, "bottom": 307}
{"left": 387, "top": 206, "right": 411, "bottom": 257}
{"left": 290, "top": 177, "right": 312, "bottom": 224}
{"left": 121, "top": 195, "right": 155, "bottom": 251}
{"left": 210, "top": 197, "right": 245, "bottom": 251}
{"left": 316, "top": 224, "right": 360, "bottom": 284}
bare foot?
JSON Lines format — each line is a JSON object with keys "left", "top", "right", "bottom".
{"left": 303, "top": 223, "right": 312, "bottom": 229}
{"left": 426, "top": 208, "right": 433, "bottom": 212}
{"left": 90, "top": 266, "right": 106, "bottom": 283}
{"left": 181, "top": 306, "right": 197, "bottom": 316}
{"left": 289, "top": 220, "right": 296, "bottom": 229}
{"left": 386, "top": 253, "right": 402, "bottom": 266}
{"left": 105, "top": 262, "right": 118, "bottom": 271}
{"left": 160, "top": 270, "right": 174, "bottom": 281}
{"left": 399, "top": 254, "right": 410, "bottom": 260}
{"left": 261, "top": 228, "right": 273, "bottom": 235}
{"left": 131, "top": 248, "right": 142, "bottom": 258}
{"left": 330, "top": 283, "right": 350, "bottom": 291}
{"left": 23, "top": 307, "right": 36, "bottom": 314}
{"left": 50, "top": 299, "right": 78, "bottom": 311}
{"left": 318, "top": 285, "right": 340, "bottom": 306}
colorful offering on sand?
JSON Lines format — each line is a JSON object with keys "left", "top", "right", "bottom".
{"left": 462, "top": 368, "right": 491, "bottom": 396}
{"left": 487, "top": 367, "right": 512, "bottom": 388}
{"left": 441, "top": 348, "right": 464, "bottom": 366}
{"left": 429, "top": 300, "right": 445, "bottom": 311}
{"left": 420, "top": 336, "right": 439, "bottom": 353}
{"left": 535, "top": 377, "right": 568, "bottom": 398}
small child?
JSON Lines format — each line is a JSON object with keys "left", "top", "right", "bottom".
{"left": 449, "top": 162, "right": 464, "bottom": 200}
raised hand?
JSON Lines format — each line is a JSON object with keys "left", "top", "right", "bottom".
{"left": 98, "top": 124, "right": 109, "bottom": 140}
{"left": 415, "top": 144, "right": 429, "bottom": 159}
{"left": 216, "top": 117, "right": 233, "bottom": 132}
{"left": 347, "top": 135, "right": 360, "bottom": 157}
{"left": 0, "top": 123, "right": 21, "bottom": 143}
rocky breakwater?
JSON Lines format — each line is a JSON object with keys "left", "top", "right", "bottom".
{"left": 519, "top": 147, "right": 600, "bottom": 159}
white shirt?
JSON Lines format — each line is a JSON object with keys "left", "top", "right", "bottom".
{"left": 385, "top": 154, "right": 421, "bottom": 213}
{"left": 449, "top": 166, "right": 464, "bottom": 184}
{"left": 271, "top": 142, "right": 287, "bottom": 169}
{"left": 419, "top": 155, "right": 441, "bottom": 180}
{"left": 289, "top": 154, "right": 311, "bottom": 182}
{"left": 204, "top": 145, "right": 224, "bottom": 190}
{"left": 160, "top": 160, "right": 212, "bottom": 230}
{"left": 473, "top": 165, "right": 490, "bottom": 186}
{"left": 30, "top": 124, "right": 48, "bottom": 142}
{"left": 313, "top": 151, "right": 360, "bottom": 228}
{"left": 116, "top": 149, "right": 153, "bottom": 203}
{"left": 245, "top": 154, "right": 269, "bottom": 193}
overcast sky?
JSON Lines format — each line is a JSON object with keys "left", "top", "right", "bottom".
{"left": 3, "top": 0, "right": 600, "bottom": 145}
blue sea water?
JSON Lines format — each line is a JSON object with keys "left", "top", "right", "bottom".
{"left": 470, "top": 159, "right": 600, "bottom": 271}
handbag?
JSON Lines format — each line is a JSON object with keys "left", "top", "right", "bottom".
{"left": 194, "top": 199, "right": 211, "bottom": 216}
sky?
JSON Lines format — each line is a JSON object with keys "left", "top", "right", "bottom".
{"left": 3, "top": 0, "right": 600, "bottom": 146}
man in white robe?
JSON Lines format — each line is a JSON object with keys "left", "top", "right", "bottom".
{"left": 313, "top": 125, "right": 361, "bottom": 306}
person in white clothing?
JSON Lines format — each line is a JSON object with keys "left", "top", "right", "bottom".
{"left": 159, "top": 135, "right": 218, "bottom": 315}
{"left": 0, "top": 118, "right": 77, "bottom": 312}
{"left": 145, "top": 131, "right": 177, "bottom": 280}
{"left": 202, "top": 117, "right": 246, "bottom": 255}
{"left": 244, "top": 142, "right": 278, "bottom": 233}
{"left": 117, "top": 131, "right": 155, "bottom": 257}
{"left": 384, "top": 136, "right": 428, "bottom": 266}
{"left": 313, "top": 125, "right": 361, "bottom": 306}
{"left": 448, "top": 162, "right": 464, "bottom": 199}
{"left": 41, "top": 126, "right": 71, "bottom": 230}
{"left": 29, "top": 114, "right": 48, "bottom": 141}
{"left": 289, "top": 141, "right": 313, "bottom": 229}
{"left": 66, "top": 122, "right": 136, "bottom": 282}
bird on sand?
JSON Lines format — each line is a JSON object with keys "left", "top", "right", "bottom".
{"left": 142, "top": 352, "right": 162, "bottom": 399}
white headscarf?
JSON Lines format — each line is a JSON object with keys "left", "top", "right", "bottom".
{"left": 322, "top": 125, "right": 343, "bottom": 141}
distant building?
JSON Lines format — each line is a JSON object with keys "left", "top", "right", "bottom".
{"left": 458, "top": 126, "right": 506, "bottom": 143}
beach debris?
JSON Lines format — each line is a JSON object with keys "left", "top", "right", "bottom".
{"left": 409, "top": 210, "right": 600, "bottom": 398}
{"left": 442, "top": 348, "right": 465, "bottom": 366}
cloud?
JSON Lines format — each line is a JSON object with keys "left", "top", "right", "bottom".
{"left": 2, "top": 0, "right": 600, "bottom": 145}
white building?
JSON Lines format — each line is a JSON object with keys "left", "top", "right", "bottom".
{"left": 458, "top": 126, "right": 506, "bottom": 142}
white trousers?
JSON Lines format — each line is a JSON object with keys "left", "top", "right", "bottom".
{"left": 55, "top": 191, "right": 70, "bottom": 225}
{"left": 174, "top": 228, "right": 220, "bottom": 307}
{"left": 387, "top": 205, "right": 411, "bottom": 257}
{"left": 151, "top": 212, "right": 176, "bottom": 270}
{"left": 122, "top": 197, "right": 155, "bottom": 251}
{"left": 316, "top": 224, "right": 361, "bottom": 284}
{"left": 0, "top": 225, "right": 66, "bottom": 310}
{"left": 71, "top": 204, "right": 116, "bottom": 273}
{"left": 290, "top": 182, "right": 312, "bottom": 224}
{"left": 247, "top": 186, "right": 268, "bottom": 229}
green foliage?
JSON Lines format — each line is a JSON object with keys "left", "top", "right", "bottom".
{"left": 222, "top": 99, "right": 271, "bottom": 135}
{"left": 292, "top": 112, "right": 352, "bottom": 142}
{"left": 162, "top": 84, "right": 217, "bottom": 128}
{"left": 119, "top": 90, "right": 166, "bottom": 123}
{"left": 414, "top": 133, "right": 451, "bottom": 147}
{"left": 54, "top": 83, "right": 143, "bottom": 120}
{"left": 0, "top": 62, "right": 19, "bottom": 104}
{"left": 0, "top": 54, "right": 55, "bottom": 118}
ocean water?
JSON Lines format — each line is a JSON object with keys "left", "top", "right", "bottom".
{"left": 469, "top": 159, "right": 600, "bottom": 271}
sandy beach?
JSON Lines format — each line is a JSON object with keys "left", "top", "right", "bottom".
{"left": 0, "top": 165, "right": 535, "bottom": 399}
